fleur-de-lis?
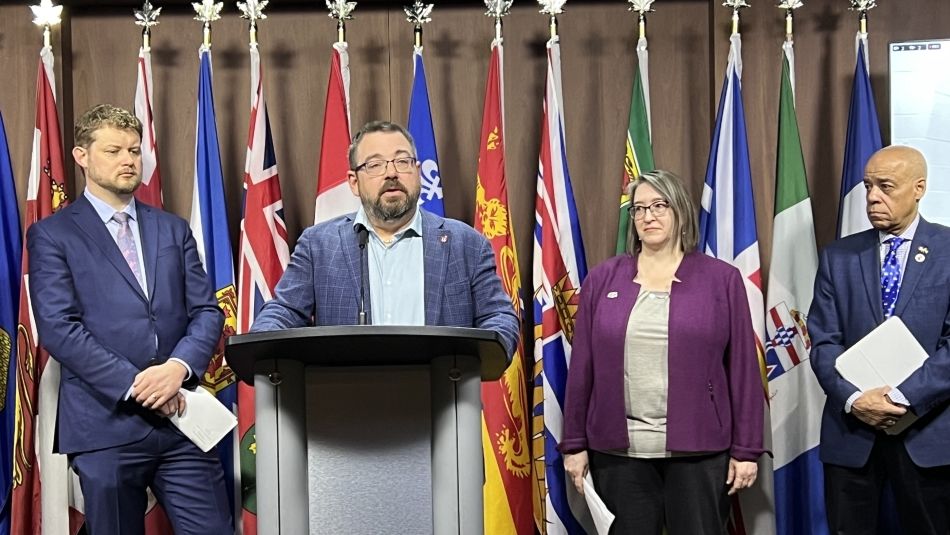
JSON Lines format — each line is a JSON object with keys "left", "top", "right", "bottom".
{"left": 192, "top": 0, "right": 223, "bottom": 22}
{"left": 723, "top": 0, "right": 750, "bottom": 9}
{"left": 848, "top": 0, "right": 877, "bottom": 12}
{"left": 777, "top": 0, "right": 803, "bottom": 9}
{"left": 627, "top": 0, "right": 656, "bottom": 14}
{"left": 404, "top": 1, "right": 433, "bottom": 25}
{"left": 327, "top": 0, "right": 357, "bottom": 20}
{"left": 538, "top": 0, "right": 567, "bottom": 16}
{"left": 484, "top": 0, "right": 513, "bottom": 18}
{"left": 134, "top": 1, "right": 162, "bottom": 29}
{"left": 30, "top": 0, "right": 63, "bottom": 27}
{"left": 238, "top": 0, "right": 268, "bottom": 21}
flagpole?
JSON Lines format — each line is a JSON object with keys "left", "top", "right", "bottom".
{"left": 134, "top": 1, "right": 160, "bottom": 51}
{"left": 849, "top": 0, "right": 877, "bottom": 37}
{"left": 239, "top": 0, "right": 267, "bottom": 48}
{"left": 724, "top": 0, "right": 748, "bottom": 36}
{"left": 193, "top": 0, "right": 222, "bottom": 49}
{"left": 327, "top": 0, "right": 356, "bottom": 44}
{"left": 778, "top": 1, "right": 803, "bottom": 42}
{"left": 485, "top": 0, "right": 512, "bottom": 41}
{"left": 30, "top": 0, "right": 62, "bottom": 49}
{"left": 404, "top": 1, "right": 433, "bottom": 50}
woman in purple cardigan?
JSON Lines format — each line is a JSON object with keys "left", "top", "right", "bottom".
{"left": 560, "top": 170, "right": 766, "bottom": 534}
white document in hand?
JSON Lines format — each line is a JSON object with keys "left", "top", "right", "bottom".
{"left": 583, "top": 473, "right": 615, "bottom": 535}
{"left": 835, "top": 316, "right": 928, "bottom": 434}
{"left": 169, "top": 386, "right": 237, "bottom": 452}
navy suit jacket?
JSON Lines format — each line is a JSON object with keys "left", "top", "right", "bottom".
{"left": 808, "top": 218, "right": 950, "bottom": 468}
{"left": 251, "top": 210, "right": 520, "bottom": 358}
{"left": 27, "top": 195, "right": 223, "bottom": 455}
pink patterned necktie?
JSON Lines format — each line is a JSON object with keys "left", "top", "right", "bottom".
{"left": 112, "top": 212, "right": 144, "bottom": 289}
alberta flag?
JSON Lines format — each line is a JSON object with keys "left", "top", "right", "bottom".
{"left": 408, "top": 46, "right": 444, "bottom": 216}
{"left": 532, "top": 35, "right": 588, "bottom": 535}
{"left": 189, "top": 47, "right": 239, "bottom": 528}
{"left": 837, "top": 33, "right": 882, "bottom": 238}
{"left": 766, "top": 40, "right": 827, "bottom": 535}
{"left": 698, "top": 32, "right": 775, "bottom": 535}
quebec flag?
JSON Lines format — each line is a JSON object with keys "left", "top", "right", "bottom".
{"left": 407, "top": 47, "right": 444, "bottom": 216}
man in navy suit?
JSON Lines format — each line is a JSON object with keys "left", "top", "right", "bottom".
{"left": 252, "top": 120, "right": 519, "bottom": 357}
{"left": 28, "top": 104, "right": 231, "bottom": 534}
{"left": 809, "top": 145, "right": 950, "bottom": 534}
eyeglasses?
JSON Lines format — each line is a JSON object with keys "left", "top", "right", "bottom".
{"left": 630, "top": 200, "right": 670, "bottom": 220}
{"left": 354, "top": 157, "right": 417, "bottom": 177}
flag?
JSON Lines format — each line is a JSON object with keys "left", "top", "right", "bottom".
{"left": 0, "top": 110, "right": 22, "bottom": 535}
{"left": 766, "top": 40, "right": 827, "bottom": 535}
{"left": 698, "top": 33, "right": 775, "bottom": 535}
{"left": 837, "top": 34, "right": 882, "bottom": 238}
{"left": 11, "top": 46, "right": 81, "bottom": 535}
{"left": 408, "top": 46, "right": 444, "bottom": 216}
{"left": 532, "top": 36, "right": 588, "bottom": 535}
{"left": 616, "top": 36, "right": 655, "bottom": 254}
{"left": 134, "top": 45, "right": 163, "bottom": 208}
{"left": 314, "top": 42, "right": 357, "bottom": 224}
{"left": 473, "top": 39, "right": 532, "bottom": 535}
{"left": 236, "top": 43, "right": 289, "bottom": 535}
{"left": 188, "top": 47, "right": 239, "bottom": 529}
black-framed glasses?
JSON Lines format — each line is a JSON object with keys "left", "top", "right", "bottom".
{"left": 354, "top": 157, "right": 417, "bottom": 177}
{"left": 630, "top": 200, "right": 670, "bottom": 220}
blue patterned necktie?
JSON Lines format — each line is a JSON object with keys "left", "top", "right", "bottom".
{"left": 112, "top": 212, "right": 144, "bottom": 289}
{"left": 881, "top": 236, "right": 907, "bottom": 318}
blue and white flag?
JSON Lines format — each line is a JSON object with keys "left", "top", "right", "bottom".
{"left": 837, "top": 34, "right": 882, "bottom": 238}
{"left": 189, "top": 47, "right": 239, "bottom": 527}
{"left": 407, "top": 47, "right": 444, "bottom": 216}
{"left": 0, "top": 109, "right": 22, "bottom": 535}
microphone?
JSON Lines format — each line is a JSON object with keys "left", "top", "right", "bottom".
{"left": 355, "top": 223, "right": 370, "bottom": 325}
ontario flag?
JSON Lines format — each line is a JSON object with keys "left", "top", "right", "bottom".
{"left": 133, "top": 44, "right": 163, "bottom": 208}
{"left": 408, "top": 46, "right": 444, "bottom": 216}
{"left": 314, "top": 42, "right": 358, "bottom": 224}
{"left": 531, "top": 35, "right": 588, "bottom": 535}
{"left": 0, "top": 109, "right": 22, "bottom": 535}
{"left": 11, "top": 46, "right": 81, "bottom": 535}
{"left": 616, "top": 34, "right": 655, "bottom": 254}
{"left": 837, "top": 33, "right": 881, "bottom": 238}
{"left": 188, "top": 46, "right": 239, "bottom": 529}
{"left": 698, "top": 32, "right": 775, "bottom": 535}
{"left": 236, "top": 43, "right": 290, "bottom": 535}
{"left": 473, "top": 39, "right": 532, "bottom": 535}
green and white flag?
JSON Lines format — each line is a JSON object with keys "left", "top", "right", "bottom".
{"left": 616, "top": 36, "right": 656, "bottom": 253}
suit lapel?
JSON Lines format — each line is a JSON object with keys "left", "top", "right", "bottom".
{"left": 893, "top": 219, "right": 932, "bottom": 317}
{"left": 857, "top": 230, "right": 884, "bottom": 324}
{"left": 422, "top": 211, "right": 449, "bottom": 325}
{"left": 70, "top": 196, "right": 148, "bottom": 303}
{"left": 339, "top": 217, "right": 369, "bottom": 320}
{"left": 138, "top": 203, "right": 159, "bottom": 300}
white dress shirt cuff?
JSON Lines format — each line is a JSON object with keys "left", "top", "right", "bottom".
{"left": 887, "top": 388, "right": 911, "bottom": 407}
{"left": 844, "top": 391, "right": 862, "bottom": 414}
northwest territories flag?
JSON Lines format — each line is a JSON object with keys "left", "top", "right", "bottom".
{"left": 766, "top": 39, "right": 827, "bottom": 535}
{"left": 532, "top": 35, "right": 588, "bottom": 535}
{"left": 189, "top": 47, "right": 239, "bottom": 528}
{"left": 408, "top": 46, "right": 444, "bottom": 216}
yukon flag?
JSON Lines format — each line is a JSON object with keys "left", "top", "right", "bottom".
{"left": 837, "top": 33, "right": 881, "bottom": 238}
{"left": 408, "top": 46, "right": 444, "bottom": 216}
{"left": 473, "top": 39, "right": 532, "bottom": 535}
{"left": 134, "top": 44, "right": 163, "bottom": 207}
{"left": 189, "top": 47, "right": 239, "bottom": 528}
{"left": 1, "top": 110, "right": 22, "bottom": 535}
{"left": 616, "top": 35, "right": 655, "bottom": 254}
{"left": 314, "top": 42, "right": 358, "bottom": 223}
{"left": 11, "top": 46, "right": 81, "bottom": 535}
{"left": 766, "top": 40, "right": 827, "bottom": 535}
{"left": 532, "top": 35, "right": 588, "bottom": 535}
{"left": 697, "top": 33, "right": 775, "bottom": 535}
{"left": 236, "top": 43, "right": 290, "bottom": 535}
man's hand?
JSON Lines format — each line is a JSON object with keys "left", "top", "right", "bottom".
{"left": 155, "top": 392, "right": 187, "bottom": 418}
{"left": 727, "top": 458, "right": 758, "bottom": 495}
{"left": 133, "top": 361, "right": 188, "bottom": 410}
{"left": 563, "top": 451, "right": 589, "bottom": 495}
{"left": 851, "top": 386, "right": 907, "bottom": 430}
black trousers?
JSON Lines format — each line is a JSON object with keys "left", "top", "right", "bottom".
{"left": 589, "top": 450, "right": 731, "bottom": 535}
{"left": 824, "top": 434, "right": 950, "bottom": 535}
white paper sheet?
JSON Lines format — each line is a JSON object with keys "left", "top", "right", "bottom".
{"left": 169, "top": 386, "right": 237, "bottom": 452}
{"left": 583, "top": 473, "right": 615, "bottom": 535}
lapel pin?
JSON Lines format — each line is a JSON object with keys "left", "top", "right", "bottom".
{"left": 440, "top": 234, "right": 448, "bottom": 244}
{"left": 916, "top": 245, "right": 929, "bottom": 263}
{"left": 607, "top": 291, "right": 618, "bottom": 299}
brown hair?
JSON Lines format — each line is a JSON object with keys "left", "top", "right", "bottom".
{"left": 625, "top": 169, "right": 699, "bottom": 254}
{"left": 74, "top": 104, "right": 142, "bottom": 148}
{"left": 347, "top": 120, "right": 417, "bottom": 169}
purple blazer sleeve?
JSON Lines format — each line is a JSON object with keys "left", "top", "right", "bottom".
{"left": 724, "top": 267, "right": 766, "bottom": 461}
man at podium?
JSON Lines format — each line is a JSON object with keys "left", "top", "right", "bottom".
{"left": 251, "top": 120, "right": 519, "bottom": 358}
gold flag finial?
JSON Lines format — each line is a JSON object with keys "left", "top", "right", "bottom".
{"left": 404, "top": 2, "right": 433, "bottom": 49}
{"left": 30, "top": 0, "right": 63, "bottom": 48}
{"left": 627, "top": 0, "right": 656, "bottom": 40}
{"left": 192, "top": 0, "right": 223, "bottom": 48}
{"left": 538, "top": 0, "right": 566, "bottom": 38}
{"left": 848, "top": 0, "right": 877, "bottom": 34}
{"left": 484, "top": 0, "right": 513, "bottom": 40}
{"left": 238, "top": 0, "right": 268, "bottom": 46}
{"left": 777, "top": 1, "right": 803, "bottom": 39}
{"left": 327, "top": 0, "right": 357, "bottom": 43}
{"left": 134, "top": 1, "right": 162, "bottom": 51}
{"left": 723, "top": 0, "right": 749, "bottom": 35}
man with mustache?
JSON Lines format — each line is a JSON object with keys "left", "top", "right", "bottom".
{"left": 27, "top": 104, "right": 231, "bottom": 533}
{"left": 809, "top": 145, "right": 950, "bottom": 534}
{"left": 252, "top": 120, "right": 519, "bottom": 359}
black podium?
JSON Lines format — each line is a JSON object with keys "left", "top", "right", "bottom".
{"left": 226, "top": 326, "right": 510, "bottom": 535}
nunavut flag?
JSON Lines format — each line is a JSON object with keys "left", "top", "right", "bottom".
{"left": 473, "top": 39, "right": 533, "bottom": 535}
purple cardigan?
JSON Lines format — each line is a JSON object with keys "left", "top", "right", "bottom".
{"left": 558, "top": 252, "right": 765, "bottom": 461}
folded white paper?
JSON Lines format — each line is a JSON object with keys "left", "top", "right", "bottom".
{"left": 835, "top": 316, "right": 928, "bottom": 434}
{"left": 169, "top": 386, "right": 237, "bottom": 452}
{"left": 583, "top": 473, "right": 615, "bottom": 535}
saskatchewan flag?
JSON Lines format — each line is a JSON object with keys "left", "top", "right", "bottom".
{"left": 616, "top": 36, "right": 655, "bottom": 254}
